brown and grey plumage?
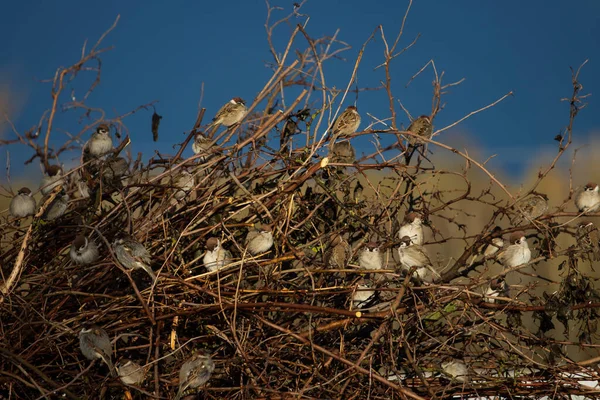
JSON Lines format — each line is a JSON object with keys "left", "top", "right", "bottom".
{"left": 329, "top": 140, "right": 356, "bottom": 165}
{"left": 40, "top": 165, "right": 64, "bottom": 195}
{"left": 397, "top": 236, "right": 440, "bottom": 282}
{"left": 174, "top": 353, "right": 215, "bottom": 400}
{"left": 79, "top": 325, "right": 116, "bottom": 377}
{"left": 112, "top": 235, "right": 156, "bottom": 280}
{"left": 496, "top": 231, "right": 531, "bottom": 269}
{"left": 116, "top": 359, "right": 145, "bottom": 385}
{"left": 210, "top": 97, "right": 247, "bottom": 128}
{"left": 575, "top": 182, "right": 600, "bottom": 213}
{"left": 331, "top": 105, "right": 361, "bottom": 138}
{"left": 512, "top": 194, "right": 549, "bottom": 225}
{"left": 325, "top": 235, "right": 351, "bottom": 269}
{"left": 405, "top": 115, "right": 433, "bottom": 144}
{"left": 9, "top": 187, "right": 36, "bottom": 218}
{"left": 40, "top": 192, "right": 69, "bottom": 221}
{"left": 246, "top": 225, "right": 274, "bottom": 255}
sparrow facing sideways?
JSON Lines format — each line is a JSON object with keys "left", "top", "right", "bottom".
{"left": 577, "top": 221, "right": 600, "bottom": 261}
{"left": 397, "top": 236, "right": 440, "bottom": 283}
{"left": 405, "top": 115, "right": 433, "bottom": 145}
{"left": 246, "top": 225, "right": 274, "bottom": 255}
{"left": 202, "top": 237, "right": 232, "bottom": 272}
{"left": 496, "top": 231, "right": 531, "bottom": 269}
{"left": 325, "top": 235, "right": 351, "bottom": 269}
{"left": 70, "top": 235, "right": 100, "bottom": 265}
{"left": 329, "top": 140, "right": 356, "bottom": 165}
{"left": 84, "top": 124, "right": 113, "bottom": 157}
{"left": 331, "top": 105, "right": 361, "bottom": 139}
{"left": 40, "top": 192, "right": 69, "bottom": 221}
{"left": 399, "top": 212, "right": 424, "bottom": 246}
{"left": 40, "top": 165, "right": 64, "bottom": 195}
{"left": 512, "top": 194, "right": 549, "bottom": 225}
{"left": 575, "top": 182, "right": 600, "bottom": 213}
{"left": 484, "top": 278, "right": 509, "bottom": 304}
{"left": 467, "top": 226, "right": 504, "bottom": 266}
{"left": 116, "top": 359, "right": 145, "bottom": 385}
{"left": 112, "top": 235, "right": 156, "bottom": 280}
{"left": 211, "top": 97, "right": 247, "bottom": 128}
{"left": 358, "top": 242, "right": 383, "bottom": 270}
{"left": 9, "top": 187, "right": 36, "bottom": 218}
{"left": 79, "top": 325, "right": 116, "bottom": 377}
{"left": 174, "top": 353, "right": 215, "bottom": 400}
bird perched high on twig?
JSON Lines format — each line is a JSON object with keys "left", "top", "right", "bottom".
{"left": 192, "top": 132, "right": 214, "bottom": 161}
{"left": 9, "top": 187, "right": 36, "bottom": 218}
{"left": 575, "top": 182, "right": 600, "bottom": 213}
{"left": 246, "top": 224, "right": 274, "bottom": 255}
{"left": 40, "top": 165, "right": 64, "bottom": 195}
{"left": 399, "top": 212, "right": 424, "bottom": 246}
{"left": 330, "top": 105, "right": 361, "bottom": 139}
{"left": 84, "top": 124, "right": 113, "bottom": 158}
{"left": 210, "top": 97, "right": 247, "bottom": 128}
{"left": 405, "top": 115, "right": 433, "bottom": 145}
{"left": 174, "top": 352, "right": 215, "bottom": 400}
{"left": 397, "top": 236, "right": 440, "bottom": 283}
{"left": 511, "top": 194, "right": 549, "bottom": 225}
{"left": 112, "top": 235, "right": 156, "bottom": 280}
{"left": 79, "top": 324, "right": 116, "bottom": 377}
{"left": 325, "top": 235, "right": 351, "bottom": 269}
{"left": 202, "top": 237, "right": 232, "bottom": 272}
{"left": 70, "top": 235, "right": 99, "bottom": 265}
{"left": 496, "top": 231, "right": 531, "bottom": 270}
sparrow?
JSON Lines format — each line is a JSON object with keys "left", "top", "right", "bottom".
{"left": 331, "top": 105, "right": 361, "bottom": 138}
{"left": 397, "top": 236, "right": 440, "bottom": 283}
{"left": 40, "top": 165, "right": 64, "bottom": 195}
{"left": 246, "top": 224, "right": 274, "bottom": 255}
{"left": 41, "top": 192, "right": 69, "bottom": 221}
{"left": 351, "top": 278, "right": 376, "bottom": 309}
{"left": 358, "top": 242, "right": 383, "bottom": 270}
{"left": 70, "top": 235, "right": 100, "bottom": 265}
{"left": 575, "top": 182, "right": 600, "bottom": 213}
{"left": 116, "top": 359, "right": 145, "bottom": 385}
{"left": 210, "top": 97, "right": 247, "bottom": 128}
{"left": 192, "top": 132, "right": 213, "bottom": 160}
{"left": 173, "top": 170, "right": 195, "bottom": 201}
{"left": 174, "top": 353, "right": 215, "bottom": 400}
{"left": 79, "top": 325, "right": 116, "bottom": 377}
{"left": 512, "top": 194, "right": 549, "bottom": 225}
{"left": 84, "top": 124, "right": 113, "bottom": 157}
{"left": 325, "top": 235, "right": 351, "bottom": 269}
{"left": 577, "top": 221, "right": 600, "bottom": 261}
{"left": 496, "top": 231, "right": 531, "bottom": 269}
{"left": 9, "top": 187, "right": 36, "bottom": 218}
{"left": 467, "top": 226, "right": 504, "bottom": 266}
{"left": 328, "top": 140, "right": 356, "bottom": 165}
{"left": 441, "top": 359, "right": 469, "bottom": 383}
{"left": 203, "top": 237, "right": 232, "bottom": 272}
{"left": 398, "top": 212, "right": 424, "bottom": 246}
{"left": 405, "top": 115, "right": 433, "bottom": 145}
{"left": 484, "top": 278, "right": 509, "bottom": 304}
{"left": 112, "top": 235, "right": 156, "bottom": 280}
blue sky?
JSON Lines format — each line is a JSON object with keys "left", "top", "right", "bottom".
{"left": 1, "top": 0, "right": 599, "bottom": 183}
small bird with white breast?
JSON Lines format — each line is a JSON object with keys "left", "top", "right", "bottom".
{"left": 358, "top": 242, "right": 383, "bottom": 270}
{"left": 397, "top": 236, "right": 440, "bottom": 283}
{"left": 9, "top": 187, "right": 36, "bottom": 218}
{"left": 484, "top": 278, "right": 509, "bottom": 304}
{"left": 84, "top": 124, "right": 113, "bottom": 157}
{"left": 330, "top": 105, "right": 361, "bottom": 139}
{"left": 174, "top": 352, "right": 215, "bottom": 400}
{"left": 202, "top": 237, "right": 232, "bottom": 272}
{"left": 112, "top": 235, "right": 156, "bottom": 280}
{"left": 116, "top": 359, "right": 145, "bottom": 385}
{"left": 496, "top": 231, "right": 531, "bottom": 270}
{"left": 350, "top": 277, "right": 376, "bottom": 310}
{"left": 210, "top": 97, "right": 247, "bottom": 128}
{"left": 70, "top": 235, "right": 99, "bottom": 265}
{"left": 246, "top": 224, "right": 274, "bottom": 255}
{"left": 79, "top": 324, "right": 116, "bottom": 377}
{"left": 399, "top": 212, "right": 424, "bottom": 246}
{"left": 575, "top": 182, "right": 600, "bottom": 213}
{"left": 192, "top": 132, "right": 213, "bottom": 161}
{"left": 40, "top": 165, "right": 64, "bottom": 195}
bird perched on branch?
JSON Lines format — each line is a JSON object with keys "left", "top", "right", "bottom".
{"left": 484, "top": 278, "right": 509, "bottom": 304}
{"left": 40, "top": 165, "right": 64, "bottom": 195}
{"left": 329, "top": 140, "right": 356, "bottom": 165}
{"left": 351, "top": 278, "right": 376, "bottom": 309}
{"left": 84, "top": 124, "right": 113, "bottom": 157}
{"left": 577, "top": 221, "right": 600, "bottom": 261}
{"left": 358, "top": 242, "right": 383, "bottom": 270}
{"left": 399, "top": 212, "right": 424, "bottom": 246}
{"left": 202, "top": 237, "right": 232, "bottom": 272}
{"left": 325, "top": 235, "right": 351, "bottom": 269}
{"left": 79, "top": 325, "right": 116, "bottom": 377}
{"left": 116, "top": 359, "right": 145, "bottom": 385}
{"left": 405, "top": 115, "right": 433, "bottom": 145}
{"left": 511, "top": 194, "right": 548, "bottom": 225}
{"left": 397, "top": 236, "right": 440, "bottom": 283}
{"left": 210, "top": 97, "right": 247, "bottom": 128}
{"left": 175, "top": 353, "right": 215, "bottom": 400}
{"left": 575, "top": 182, "right": 600, "bottom": 213}
{"left": 192, "top": 132, "right": 213, "bottom": 161}
{"left": 9, "top": 187, "right": 36, "bottom": 218}
{"left": 246, "top": 224, "right": 274, "bottom": 255}
{"left": 70, "top": 235, "right": 99, "bottom": 265}
{"left": 467, "top": 226, "right": 504, "bottom": 266}
{"left": 113, "top": 235, "right": 156, "bottom": 280}
{"left": 496, "top": 231, "right": 531, "bottom": 269}
{"left": 331, "top": 105, "right": 361, "bottom": 139}
{"left": 172, "top": 170, "right": 195, "bottom": 202}
{"left": 40, "top": 191, "right": 69, "bottom": 221}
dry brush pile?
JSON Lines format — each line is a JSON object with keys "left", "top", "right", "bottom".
{"left": 1, "top": 4, "right": 600, "bottom": 400}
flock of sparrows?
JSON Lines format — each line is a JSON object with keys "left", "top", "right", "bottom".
{"left": 6, "top": 97, "right": 600, "bottom": 394}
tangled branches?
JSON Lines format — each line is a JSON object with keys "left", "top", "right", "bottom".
{"left": 1, "top": 4, "right": 599, "bottom": 400}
